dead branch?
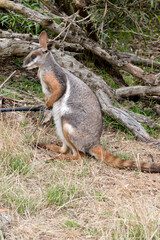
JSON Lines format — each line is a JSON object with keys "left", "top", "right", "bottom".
{"left": 115, "top": 51, "right": 160, "bottom": 68}
{"left": 0, "top": 38, "right": 38, "bottom": 57}
{"left": 39, "top": 0, "right": 63, "bottom": 16}
{"left": 121, "top": 108, "right": 159, "bottom": 128}
{"left": 0, "top": 30, "right": 84, "bottom": 53}
{"left": 1, "top": 0, "right": 160, "bottom": 86}
{"left": 96, "top": 89, "right": 155, "bottom": 142}
{"left": 116, "top": 86, "right": 160, "bottom": 98}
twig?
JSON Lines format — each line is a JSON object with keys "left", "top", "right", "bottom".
{"left": 110, "top": 29, "right": 158, "bottom": 40}
{"left": 53, "top": 11, "right": 79, "bottom": 42}
{"left": 0, "top": 70, "right": 16, "bottom": 89}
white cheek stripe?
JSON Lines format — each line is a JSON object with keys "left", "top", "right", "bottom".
{"left": 25, "top": 56, "right": 39, "bottom": 69}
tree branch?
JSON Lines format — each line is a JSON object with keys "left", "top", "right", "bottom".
{"left": 115, "top": 51, "right": 160, "bottom": 68}
{"left": 116, "top": 86, "right": 160, "bottom": 98}
{"left": 1, "top": 0, "right": 160, "bottom": 86}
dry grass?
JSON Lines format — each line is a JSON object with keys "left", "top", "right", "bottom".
{"left": 0, "top": 113, "right": 160, "bottom": 240}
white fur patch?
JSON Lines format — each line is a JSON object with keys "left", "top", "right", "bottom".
{"left": 63, "top": 122, "right": 74, "bottom": 134}
{"left": 52, "top": 101, "right": 63, "bottom": 140}
{"left": 25, "top": 55, "right": 40, "bottom": 69}
{"left": 60, "top": 79, "right": 71, "bottom": 115}
{"left": 52, "top": 79, "right": 72, "bottom": 144}
{"left": 39, "top": 69, "right": 51, "bottom": 98}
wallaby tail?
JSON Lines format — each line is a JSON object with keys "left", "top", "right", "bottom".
{"left": 89, "top": 145, "right": 160, "bottom": 173}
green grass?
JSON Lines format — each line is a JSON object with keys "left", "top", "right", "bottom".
{"left": 62, "top": 219, "right": 81, "bottom": 230}
{"left": 115, "top": 152, "right": 133, "bottom": 161}
{"left": 11, "top": 77, "right": 43, "bottom": 98}
{"left": 44, "top": 183, "right": 78, "bottom": 206}
{"left": 0, "top": 144, "right": 31, "bottom": 175}
{"left": 1, "top": 190, "right": 38, "bottom": 214}
{"left": 62, "top": 218, "right": 102, "bottom": 238}
{"left": 95, "top": 68, "right": 119, "bottom": 89}
{"left": 0, "top": 73, "right": 43, "bottom": 99}
{"left": 143, "top": 123, "right": 160, "bottom": 138}
{"left": 94, "top": 192, "right": 106, "bottom": 201}
{"left": 103, "top": 115, "right": 134, "bottom": 139}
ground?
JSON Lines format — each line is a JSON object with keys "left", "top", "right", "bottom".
{"left": 0, "top": 58, "right": 160, "bottom": 239}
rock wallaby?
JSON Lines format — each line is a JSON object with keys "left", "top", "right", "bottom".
{"left": 23, "top": 31, "right": 160, "bottom": 173}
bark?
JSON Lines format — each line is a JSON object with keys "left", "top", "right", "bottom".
{"left": 123, "top": 109, "right": 159, "bottom": 128}
{"left": 0, "top": 30, "right": 84, "bottom": 54}
{"left": 116, "top": 86, "right": 160, "bottom": 98}
{"left": 1, "top": 0, "right": 160, "bottom": 86}
{"left": 115, "top": 51, "right": 160, "bottom": 68}
{"left": 0, "top": 38, "right": 38, "bottom": 57}
{"left": 96, "top": 89, "right": 156, "bottom": 143}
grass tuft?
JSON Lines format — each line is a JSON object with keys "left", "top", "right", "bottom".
{"left": 44, "top": 182, "right": 78, "bottom": 206}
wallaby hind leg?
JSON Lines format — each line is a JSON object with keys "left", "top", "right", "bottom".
{"left": 55, "top": 152, "right": 85, "bottom": 161}
{"left": 38, "top": 142, "right": 68, "bottom": 154}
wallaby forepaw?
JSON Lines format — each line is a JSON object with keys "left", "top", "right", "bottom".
{"left": 46, "top": 100, "right": 53, "bottom": 109}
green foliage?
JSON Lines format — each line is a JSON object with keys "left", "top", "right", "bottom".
{"left": 0, "top": 71, "right": 43, "bottom": 98}
{"left": 0, "top": 0, "right": 41, "bottom": 34}
{"left": 90, "top": 0, "right": 160, "bottom": 46}
{"left": 0, "top": 13, "right": 41, "bottom": 34}
{"left": 18, "top": 0, "right": 41, "bottom": 11}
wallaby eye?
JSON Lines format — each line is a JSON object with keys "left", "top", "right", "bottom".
{"left": 31, "top": 55, "right": 36, "bottom": 60}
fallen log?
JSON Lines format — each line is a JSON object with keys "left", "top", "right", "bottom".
{"left": 116, "top": 86, "right": 160, "bottom": 98}
{"left": 1, "top": 0, "right": 160, "bottom": 86}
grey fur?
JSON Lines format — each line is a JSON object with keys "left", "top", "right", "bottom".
{"left": 23, "top": 46, "right": 103, "bottom": 154}
{"left": 62, "top": 68, "right": 102, "bottom": 153}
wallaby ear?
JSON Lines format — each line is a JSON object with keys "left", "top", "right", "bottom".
{"left": 47, "top": 41, "right": 55, "bottom": 51}
{"left": 39, "top": 31, "right": 47, "bottom": 51}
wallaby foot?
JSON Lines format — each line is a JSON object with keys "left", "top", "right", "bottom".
{"left": 37, "top": 143, "right": 68, "bottom": 154}
{"left": 54, "top": 152, "right": 85, "bottom": 161}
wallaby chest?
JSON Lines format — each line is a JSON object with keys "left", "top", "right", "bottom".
{"left": 39, "top": 69, "right": 51, "bottom": 98}
{"left": 39, "top": 69, "right": 62, "bottom": 99}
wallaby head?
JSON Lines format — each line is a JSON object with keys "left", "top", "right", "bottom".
{"left": 23, "top": 31, "right": 55, "bottom": 69}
